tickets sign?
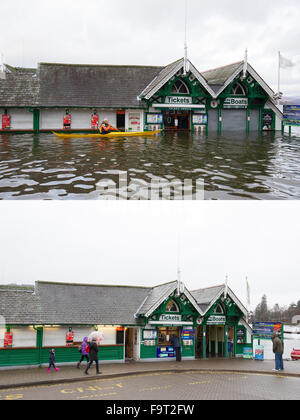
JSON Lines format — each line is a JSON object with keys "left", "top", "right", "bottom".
{"left": 165, "top": 96, "right": 192, "bottom": 105}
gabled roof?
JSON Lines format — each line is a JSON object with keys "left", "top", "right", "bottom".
{"left": 191, "top": 285, "right": 224, "bottom": 313}
{"left": 191, "top": 284, "right": 248, "bottom": 317}
{"left": 136, "top": 280, "right": 203, "bottom": 318}
{"left": 201, "top": 61, "right": 244, "bottom": 86}
{"left": 139, "top": 58, "right": 216, "bottom": 100}
{"left": 202, "top": 61, "right": 276, "bottom": 100}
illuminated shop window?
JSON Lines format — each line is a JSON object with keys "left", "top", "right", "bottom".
{"left": 171, "top": 80, "right": 189, "bottom": 94}
{"left": 158, "top": 327, "right": 179, "bottom": 345}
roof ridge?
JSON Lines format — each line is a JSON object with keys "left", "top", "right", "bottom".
{"left": 39, "top": 62, "right": 164, "bottom": 69}
{"left": 201, "top": 61, "right": 244, "bottom": 74}
{"left": 151, "top": 280, "right": 178, "bottom": 289}
{"left": 36, "top": 280, "right": 151, "bottom": 289}
{"left": 191, "top": 284, "right": 225, "bottom": 292}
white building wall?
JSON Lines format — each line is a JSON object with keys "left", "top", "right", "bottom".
{"left": 69, "top": 109, "right": 91, "bottom": 129}
{"left": 42, "top": 326, "right": 118, "bottom": 347}
{"left": 40, "top": 109, "right": 64, "bottom": 130}
{"left": 43, "top": 327, "right": 67, "bottom": 347}
{"left": 40, "top": 109, "right": 119, "bottom": 130}
{"left": 9, "top": 109, "right": 33, "bottom": 130}
{"left": 96, "top": 326, "right": 117, "bottom": 345}
{"left": 11, "top": 327, "right": 36, "bottom": 348}
{"left": 99, "top": 110, "right": 117, "bottom": 127}
{"left": 72, "top": 327, "right": 95, "bottom": 342}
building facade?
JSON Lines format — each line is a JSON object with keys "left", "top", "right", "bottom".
{"left": 0, "top": 58, "right": 282, "bottom": 134}
{"left": 0, "top": 280, "right": 252, "bottom": 369}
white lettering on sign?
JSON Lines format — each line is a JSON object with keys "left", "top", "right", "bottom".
{"left": 159, "top": 314, "right": 182, "bottom": 322}
{"left": 207, "top": 316, "right": 226, "bottom": 325}
{"left": 165, "top": 96, "right": 192, "bottom": 105}
{"left": 224, "top": 97, "right": 248, "bottom": 108}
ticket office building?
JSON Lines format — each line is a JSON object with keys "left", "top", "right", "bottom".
{"left": 0, "top": 58, "right": 282, "bottom": 134}
{"left": 0, "top": 281, "right": 252, "bottom": 368}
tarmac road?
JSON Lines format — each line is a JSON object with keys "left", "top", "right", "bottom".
{"left": 1, "top": 370, "right": 300, "bottom": 401}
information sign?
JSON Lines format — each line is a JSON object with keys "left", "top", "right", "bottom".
{"left": 252, "top": 322, "right": 283, "bottom": 339}
{"left": 243, "top": 347, "right": 253, "bottom": 359}
{"left": 157, "top": 346, "right": 175, "bottom": 358}
{"left": 283, "top": 105, "right": 300, "bottom": 126}
{"left": 255, "top": 345, "right": 264, "bottom": 360}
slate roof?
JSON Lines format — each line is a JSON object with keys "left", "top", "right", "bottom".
{"left": 0, "top": 67, "right": 39, "bottom": 107}
{"left": 136, "top": 281, "right": 178, "bottom": 316}
{"left": 0, "top": 281, "right": 248, "bottom": 325}
{"left": 35, "top": 281, "right": 151, "bottom": 326}
{"left": 139, "top": 58, "right": 183, "bottom": 99}
{"left": 190, "top": 285, "right": 224, "bottom": 313}
{"left": 0, "top": 59, "right": 277, "bottom": 109}
{"left": 0, "top": 287, "right": 42, "bottom": 325}
{"left": 38, "top": 63, "right": 162, "bottom": 108}
{"left": 201, "top": 61, "right": 244, "bottom": 85}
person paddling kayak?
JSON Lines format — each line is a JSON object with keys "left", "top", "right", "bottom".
{"left": 99, "top": 119, "right": 119, "bottom": 135}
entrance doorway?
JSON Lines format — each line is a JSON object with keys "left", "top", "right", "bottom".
{"left": 125, "top": 328, "right": 134, "bottom": 360}
{"left": 116, "top": 111, "right": 125, "bottom": 131}
{"left": 163, "top": 111, "right": 190, "bottom": 130}
{"left": 196, "top": 325, "right": 225, "bottom": 358}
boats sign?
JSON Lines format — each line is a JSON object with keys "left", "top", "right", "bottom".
{"left": 224, "top": 97, "right": 248, "bottom": 109}
{"left": 206, "top": 315, "right": 226, "bottom": 325}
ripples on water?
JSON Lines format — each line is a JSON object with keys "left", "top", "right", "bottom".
{"left": 0, "top": 131, "right": 300, "bottom": 199}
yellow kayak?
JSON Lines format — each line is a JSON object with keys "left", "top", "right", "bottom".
{"left": 52, "top": 129, "right": 162, "bottom": 138}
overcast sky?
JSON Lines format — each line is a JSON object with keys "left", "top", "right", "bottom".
{"left": 0, "top": 201, "right": 299, "bottom": 311}
{"left": 0, "top": 0, "right": 299, "bottom": 95}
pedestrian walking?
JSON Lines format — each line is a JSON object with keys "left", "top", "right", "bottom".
{"left": 228, "top": 340, "right": 233, "bottom": 358}
{"left": 77, "top": 337, "right": 90, "bottom": 368}
{"left": 84, "top": 338, "right": 101, "bottom": 375}
{"left": 170, "top": 334, "right": 181, "bottom": 362}
{"left": 47, "top": 349, "right": 59, "bottom": 373}
{"left": 272, "top": 332, "right": 284, "bottom": 371}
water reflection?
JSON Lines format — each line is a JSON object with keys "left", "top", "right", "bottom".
{"left": 0, "top": 131, "right": 299, "bottom": 199}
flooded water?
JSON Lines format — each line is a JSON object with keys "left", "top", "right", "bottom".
{"left": 0, "top": 131, "right": 300, "bottom": 199}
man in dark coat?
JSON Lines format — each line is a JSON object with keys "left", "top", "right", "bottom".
{"left": 84, "top": 338, "right": 101, "bottom": 375}
{"left": 170, "top": 334, "right": 181, "bottom": 362}
{"left": 272, "top": 332, "right": 284, "bottom": 371}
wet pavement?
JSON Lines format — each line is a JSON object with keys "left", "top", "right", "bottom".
{"left": 1, "top": 358, "right": 300, "bottom": 391}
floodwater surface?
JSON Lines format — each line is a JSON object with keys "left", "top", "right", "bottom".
{"left": 0, "top": 131, "right": 300, "bottom": 199}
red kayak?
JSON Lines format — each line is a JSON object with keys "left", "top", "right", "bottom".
{"left": 291, "top": 349, "right": 300, "bottom": 360}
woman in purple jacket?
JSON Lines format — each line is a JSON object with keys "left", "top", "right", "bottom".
{"left": 77, "top": 337, "right": 90, "bottom": 368}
